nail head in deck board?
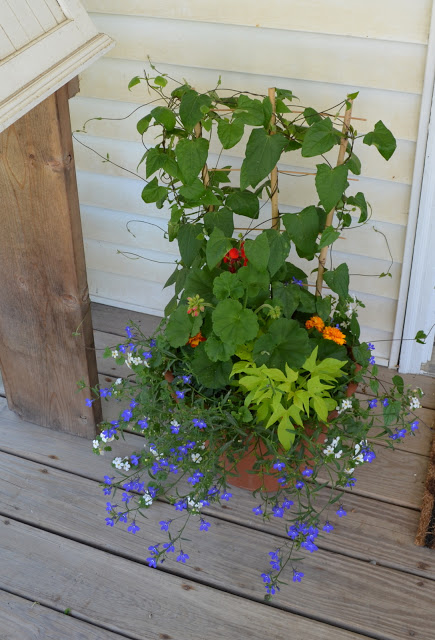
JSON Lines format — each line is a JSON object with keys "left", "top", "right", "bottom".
{"left": 0, "top": 590, "right": 127, "bottom": 640}
{"left": 0, "top": 519, "right": 372, "bottom": 640}
{"left": 0, "top": 85, "right": 100, "bottom": 436}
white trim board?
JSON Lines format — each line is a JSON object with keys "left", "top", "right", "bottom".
{"left": 390, "top": 0, "right": 435, "bottom": 372}
{"left": 0, "top": 0, "right": 114, "bottom": 131}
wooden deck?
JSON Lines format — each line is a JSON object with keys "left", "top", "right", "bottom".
{"left": 0, "top": 303, "right": 434, "bottom": 640}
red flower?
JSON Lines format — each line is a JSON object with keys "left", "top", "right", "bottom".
{"left": 223, "top": 243, "right": 248, "bottom": 271}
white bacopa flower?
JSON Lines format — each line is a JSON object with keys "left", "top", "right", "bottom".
{"left": 354, "top": 443, "right": 361, "bottom": 455}
{"left": 334, "top": 450, "right": 343, "bottom": 459}
{"left": 331, "top": 436, "right": 341, "bottom": 448}
{"left": 143, "top": 492, "right": 153, "bottom": 506}
{"left": 353, "top": 453, "right": 364, "bottom": 464}
{"left": 115, "top": 378, "right": 123, "bottom": 385}
{"left": 122, "top": 461, "right": 131, "bottom": 471}
{"left": 187, "top": 497, "right": 202, "bottom": 510}
{"left": 92, "top": 440, "right": 100, "bottom": 449}
{"left": 199, "top": 443, "right": 206, "bottom": 450}
{"left": 409, "top": 396, "right": 421, "bottom": 410}
{"left": 170, "top": 419, "right": 180, "bottom": 427}
{"left": 191, "top": 453, "right": 203, "bottom": 463}
{"left": 113, "top": 456, "right": 123, "bottom": 469}
{"left": 323, "top": 445, "right": 335, "bottom": 456}
{"left": 344, "top": 467, "right": 355, "bottom": 475}
{"left": 111, "top": 349, "right": 119, "bottom": 359}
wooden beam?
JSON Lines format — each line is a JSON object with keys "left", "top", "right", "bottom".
{"left": 0, "top": 84, "right": 101, "bottom": 437}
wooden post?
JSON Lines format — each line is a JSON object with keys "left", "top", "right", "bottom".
{"left": 0, "top": 84, "right": 101, "bottom": 437}
{"left": 268, "top": 87, "right": 279, "bottom": 230}
{"left": 315, "top": 100, "right": 353, "bottom": 296}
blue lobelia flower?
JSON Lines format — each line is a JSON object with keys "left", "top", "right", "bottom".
{"left": 176, "top": 551, "right": 189, "bottom": 563}
{"left": 336, "top": 505, "right": 347, "bottom": 518}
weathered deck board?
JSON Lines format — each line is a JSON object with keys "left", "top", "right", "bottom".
{"left": 0, "top": 396, "right": 427, "bottom": 509}
{"left": 0, "top": 590, "right": 126, "bottom": 640}
{"left": 0, "top": 449, "right": 433, "bottom": 587}
{"left": 0, "top": 518, "right": 373, "bottom": 640}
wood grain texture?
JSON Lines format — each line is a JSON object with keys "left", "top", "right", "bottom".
{"left": 91, "top": 301, "right": 161, "bottom": 336}
{"left": 83, "top": 0, "right": 432, "bottom": 44}
{"left": 0, "top": 518, "right": 373, "bottom": 640}
{"left": 0, "top": 86, "right": 101, "bottom": 436}
{"left": 0, "top": 452, "right": 434, "bottom": 640}
{"left": 0, "top": 590, "right": 126, "bottom": 640}
{"left": 0, "top": 449, "right": 432, "bottom": 580}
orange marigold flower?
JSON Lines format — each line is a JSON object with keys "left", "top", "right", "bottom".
{"left": 187, "top": 332, "right": 206, "bottom": 348}
{"left": 322, "top": 326, "right": 346, "bottom": 345}
{"left": 305, "top": 316, "right": 325, "bottom": 332}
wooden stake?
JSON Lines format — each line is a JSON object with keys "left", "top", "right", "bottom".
{"left": 268, "top": 87, "right": 279, "bottom": 230}
{"left": 315, "top": 100, "right": 354, "bottom": 296}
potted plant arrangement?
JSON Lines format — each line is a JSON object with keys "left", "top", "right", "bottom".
{"left": 83, "top": 67, "right": 424, "bottom": 597}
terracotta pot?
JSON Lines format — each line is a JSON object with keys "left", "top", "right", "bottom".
{"left": 222, "top": 366, "right": 361, "bottom": 492}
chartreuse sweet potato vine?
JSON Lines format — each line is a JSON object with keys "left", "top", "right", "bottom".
{"left": 80, "top": 64, "right": 427, "bottom": 600}
{"left": 231, "top": 347, "right": 347, "bottom": 450}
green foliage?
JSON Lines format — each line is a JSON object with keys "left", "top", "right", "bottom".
{"left": 177, "top": 224, "right": 204, "bottom": 267}
{"left": 141, "top": 178, "right": 168, "bottom": 203}
{"left": 206, "top": 228, "right": 232, "bottom": 269}
{"left": 212, "top": 299, "right": 259, "bottom": 347}
{"left": 231, "top": 347, "right": 345, "bottom": 449}
{"left": 213, "top": 271, "right": 244, "bottom": 300}
{"left": 150, "top": 106, "right": 176, "bottom": 131}
{"left": 282, "top": 207, "right": 323, "bottom": 260}
{"left": 243, "top": 232, "right": 270, "bottom": 271}
{"left": 315, "top": 164, "right": 349, "bottom": 213}
{"left": 253, "top": 318, "right": 312, "bottom": 370}
{"left": 363, "top": 120, "right": 396, "bottom": 160}
{"left": 176, "top": 137, "right": 209, "bottom": 185}
{"left": 301, "top": 118, "right": 340, "bottom": 157}
{"left": 323, "top": 263, "right": 349, "bottom": 298}
{"left": 179, "top": 90, "right": 212, "bottom": 130}
{"left": 217, "top": 118, "right": 245, "bottom": 149}
{"left": 346, "top": 192, "right": 368, "bottom": 223}
{"left": 226, "top": 190, "right": 259, "bottom": 219}
{"left": 240, "top": 128, "right": 287, "bottom": 190}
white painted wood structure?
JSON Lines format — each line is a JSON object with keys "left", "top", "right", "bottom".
{"left": 0, "top": 0, "right": 113, "bottom": 131}
{"left": 70, "top": 1, "right": 435, "bottom": 369}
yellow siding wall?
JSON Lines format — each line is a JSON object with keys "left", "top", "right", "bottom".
{"left": 73, "top": 1, "right": 433, "bottom": 365}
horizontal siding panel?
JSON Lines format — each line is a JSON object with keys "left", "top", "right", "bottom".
{"left": 73, "top": 135, "right": 412, "bottom": 227}
{"left": 83, "top": 229, "right": 400, "bottom": 302}
{"left": 88, "top": 268, "right": 172, "bottom": 316}
{"left": 84, "top": 0, "right": 432, "bottom": 44}
{"left": 81, "top": 204, "right": 177, "bottom": 255}
{"left": 70, "top": 97, "right": 415, "bottom": 184}
{"left": 90, "top": 13, "right": 427, "bottom": 94}
{"left": 80, "top": 201, "right": 405, "bottom": 265}
{"left": 78, "top": 58, "right": 422, "bottom": 142}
